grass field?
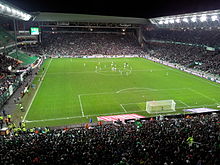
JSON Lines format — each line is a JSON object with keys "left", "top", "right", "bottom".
{"left": 23, "top": 57, "right": 220, "bottom": 127}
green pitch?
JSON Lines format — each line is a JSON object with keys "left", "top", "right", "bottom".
{"left": 24, "top": 58, "right": 220, "bottom": 127}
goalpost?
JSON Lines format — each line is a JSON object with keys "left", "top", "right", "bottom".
{"left": 146, "top": 100, "right": 176, "bottom": 114}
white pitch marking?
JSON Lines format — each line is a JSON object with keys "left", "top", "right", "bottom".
{"left": 24, "top": 102, "right": 219, "bottom": 123}
{"left": 78, "top": 95, "right": 85, "bottom": 117}
{"left": 189, "top": 88, "right": 219, "bottom": 104}
{"left": 116, "top": 87, "right": 189, "bottom": 94}
{"left": 46, "top": 69, "right": 169, "bottom": 75}
{"left": 79, "top": 87, "right": 190, "bottom": 97}
{"left": 120, "top": 104, "right": 127, "bottom": 112}
{"left": 177, "top": 100, "right": 190, "bottom": 107}
{"left": 23, "top": 58, "right": 52, "bottom": 122}
{"left": 153, "top": 60, "right": 220, "bottom": 89}
{"left": 116, "top": 87, "right": 157, "bottom": 93}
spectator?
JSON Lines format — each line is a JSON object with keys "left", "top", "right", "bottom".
{"left": 22, "top": 33, "right": 145, "bottom": 56}
{"left": 0, "top": 113, "right": 219, "bottom": 164}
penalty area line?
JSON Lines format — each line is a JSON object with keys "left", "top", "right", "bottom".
{"left": 120, "top": 104, "right": 127, "bottom": 112}
{"left": 24, "top": 102, "right": 219, "bottom": 123}
{"left": 177, "top": 100, "right": 190, "bottom": 108}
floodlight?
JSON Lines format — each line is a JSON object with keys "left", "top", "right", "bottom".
{"left": 211, "top": 15, "right": 218, "bottom": 21}
{"left": 191, "top": 17, "right": 197, "bottom": 22}
{"left": 158, "top": 20, "right": 163, "bottom": 24}
{"left": 183, "top": 18, "right": 188, "bottom": 23}
{"left": 200, "top": 15, "right": 207, "bottom": 22}
{"left": 11, "top": 8, "right": 16, "bottom": 15}
{"left": 6, "top": 6, "right": 11, "bottom": 12}
{"left": 0, "top": 3, "right": 4, "bottom": 9}
{"left": 175, "top": 18, "right": 180, "bottom": 23}
{"left": 169, "top": 19, "right": 174, "bottom": 24}
{"left": 164, "top": 20, "right": 169, "bottom": 24}
{"left": 0, "top": 2, "right": 32, "bottom": 21}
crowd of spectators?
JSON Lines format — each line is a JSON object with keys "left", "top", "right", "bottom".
{"left": 146, "top": 42, "right": 220, "bottom": 75}
{"left": 0, "top": 113, "right": 219, "bottom": 165}
{"left": 22, "top": 32, "right": 145, "bottom": 56}
{"left": 1, "top": 24, "right": 220, "bottom": 165}
{"left": 144, "top": 28, "right": 220, "bottom": 48}
{"left": 20, "top": 30, "right": 220, "bottom": 76}
{"left": 0, "top": 53, "right": 19, "bottom": 96}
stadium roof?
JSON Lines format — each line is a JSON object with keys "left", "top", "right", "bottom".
{"left": 32, "top": 12, "right": 147, "bottom": 24}
{"left": 0, "top": 0, "right": 32, "bottom": 21}
{"left": 149, "top": 9, "right": 220, "bottom": 26}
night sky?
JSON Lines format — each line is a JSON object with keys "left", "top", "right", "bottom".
{"left": 4, "top": 0, "right": 220, "bottom": 18}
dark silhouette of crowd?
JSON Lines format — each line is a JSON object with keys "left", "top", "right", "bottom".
{"left": 23, "top": 33, "right": 145, "bottom": 56}
{"left": 0, "top": 113, "right": 219, "bottom": 165}
{"left": 144, "top": 28, "right": 220, "bottom": 48}
{"left": 144, "top": 27, "right": 220, "bottom": 75}
{"left": 146, "top": 42, "right": 220, "bottom": 75}
{"left": 0, "top": 53, "right": 19, "bottom": 96}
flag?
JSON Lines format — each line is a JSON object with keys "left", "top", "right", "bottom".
{"left": 186, "top": 136, "right": 194, "bottom": 146}
{"left": 135, "top": 121, "right": 143, "bottom": 128}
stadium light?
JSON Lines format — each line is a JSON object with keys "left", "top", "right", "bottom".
{"left": 149, "top": 9, "right": 220, "bottom": 28}
{"left": 158, "top": 20, "right": 164, "bottom": 24}
{"left": 200, "top": 15, "right": 207, "bottom": 22}
{"left": 169, "top": 19, "right": 175, "bottom": 24}
{"left": 0, "top": 1, "right": 32, "bottom": 21}
{"left": 175, "top": 18, "right": 181, "bottom": 23}
{"left": 211, "top": 15, "right": 218, "bottom": 21}
{"left": 164, "top": 20, "right": 169, "bottom": 24}
{"left": 183, "top": 18, "right": 188, "bottom": 23}
{"left": 191, "top": 16, "right": 197, "bottom": 22}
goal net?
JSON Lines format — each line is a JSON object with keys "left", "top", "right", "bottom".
{"left": 146, "top": 100, "right": 176, "bottom": 114}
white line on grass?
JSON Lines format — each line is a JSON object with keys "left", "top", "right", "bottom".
{"left": 121, "top": 102, "right": 144, "bottom": 105}
{"left": 46, "top": 69, "right": 169, "bottom": 75}
{"left": 120, "top": 104, "right": 127, "bottom": 112}
{"left": 80, "top": 91, "right": 114, "bottom": 96}
{"left": 189, "top": 88, "right": 219, "bottom": 104}
{"left": 78, "top": 95, "right": 85, "bottom": 117}
{"left": 97, "top": 69, "right": 169, "bottom": 73}
{"left": 116, "top": 87, "right": 157, "bottom": 93}
{"left": 116, "top": 87, "right": 188, "bottom": 93}
{"left": 23, "top": 58, "right": 52, "bottom": 122}
{"left": 154, "top": 61, "right": 220, "bottom": 89}
{"left": 25, "top": 104, "right": 219, "bottom": 123}
{"left": 177, "top": 100, "right": 190, "bottom": 107}
{"left": 79, "top": 87, "right": 189, "bottom": 96}
{"left": 25, "top": 102, "right": 219, "bottom": 123}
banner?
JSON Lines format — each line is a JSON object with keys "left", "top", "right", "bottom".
{"left": 9, "top": 85, "right": 13, "bottom": 96}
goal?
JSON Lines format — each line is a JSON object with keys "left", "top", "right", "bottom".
{"left": 146, "top": 100, "right": 176, "bottom": 114}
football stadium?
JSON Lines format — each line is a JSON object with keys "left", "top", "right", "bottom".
{"left": 0, "top": 0, "right": 219, "bottom": 164}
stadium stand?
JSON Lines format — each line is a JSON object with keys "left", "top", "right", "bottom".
{"left": 145, "top": 42, "right": 220, "bottom": 75}
{"left": 8, "top": 51, "right": 38, "bottom": 66}
{"left": 0, "top": 26, "right": 14, "bottom": 48}
{"left": 144, "top": 28, "right": 220, "bottom": 47}
{"left": 23, "top": 33, "right": 145, "bottom": 56}
{"left": 0, "top": 53, "right": 20, "bottom": 106}
{"left": 0, "top": 1, "right": 220, "bottom": 165}
{"left": 0, "top": 113, "right": 219, "bottom": 165}
{"left": 143, "top": 27, "right": 220, "bottom": 75}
